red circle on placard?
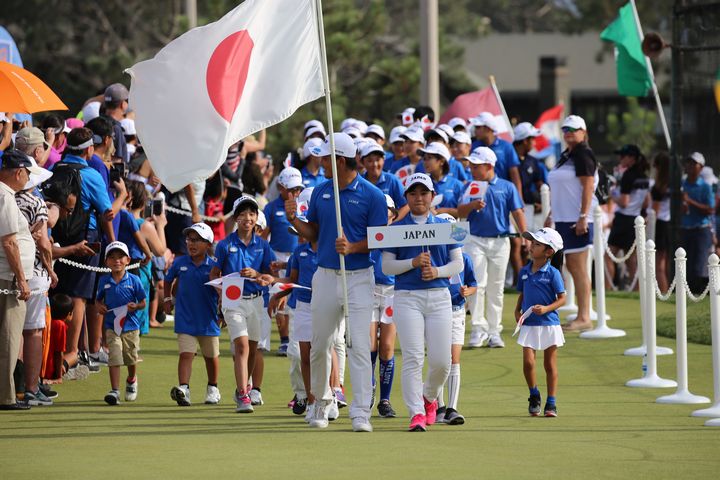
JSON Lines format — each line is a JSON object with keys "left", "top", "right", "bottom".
{"left": 226, "top": 285, "right": 242, "bottom": 300}
{"left": 385, "top": 306, "right": 393, "bottom": 317}
{"left": 375, "top": 233, "right": 384, "bottom": 241}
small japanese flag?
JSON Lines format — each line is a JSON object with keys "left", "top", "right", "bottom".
{"left": 269, "top": 283, "right": 312, "bottom": 295}
{"left": 380, "top": 295, "right": 394, "bottom": 324}
{"left": 222, "top": 276, "right": 246, "bottom": 309}
{"left": 462, "top": 181, "right": 488, "bottom": 203}
{"left": 512, "top": 309, "right": 533, "bottom": 337}
{"left": 395, "top": 164, "right": 416, "bottom": 186}
{"left": 110, "top": 306, "right": 128, "bottom": 336}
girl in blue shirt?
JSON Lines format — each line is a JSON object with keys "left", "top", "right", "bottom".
{"left": 419, "top": 142, "right": 464, "bottom": 218}
{"left": 514, "top": 228, "right": 567, "bottom": 418}
{"left": 381, "top": 173, "right": 463, "bottom": 432}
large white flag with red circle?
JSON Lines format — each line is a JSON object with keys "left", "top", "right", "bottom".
{"left": 126, "top": 0, "right": 324, "bottom": 192}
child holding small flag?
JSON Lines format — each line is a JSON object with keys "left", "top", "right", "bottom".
{"left": 514, "top": 228, "right": 566, "bottom": 417}
{"left": 96, "top": 242, "right": 146, "bottom": 406}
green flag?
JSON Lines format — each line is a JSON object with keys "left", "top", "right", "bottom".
{"left": 600, "top": 2, "right": 651, "bottom": 97}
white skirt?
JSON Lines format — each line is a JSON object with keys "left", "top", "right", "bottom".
{"left": 517, "top": 325, "right": 565, "bottom": 350}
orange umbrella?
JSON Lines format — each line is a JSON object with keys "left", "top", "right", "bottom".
{"left": 0, "top": 60, "right": 67, "bottom": 114}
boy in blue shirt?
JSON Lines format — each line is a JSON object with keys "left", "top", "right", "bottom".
{"left": 514, "top": 228, "right": 566, "bottom": 417}
{"left": 164, "top": 223, "right": 221, "bottom": 407}
{"left": 96, "top": 241, "right": 146, "bottom": 405}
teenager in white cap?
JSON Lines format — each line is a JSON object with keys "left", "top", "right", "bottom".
{"left": 381, "top": 173, "right": 463, "bottom": 431}
{"left": 458, "top": 147, "right": 527, "bottom": 349}
{"left": 390, "top": 126, "right": 425, "bottom": 175}
{"left": 450, "top": 131, "right": 473, "bottom": 181}
{"left": 416, "top": 142, "right": 464, "bottom": 216}
{"left": 285, "top": 132, "right": 387, "bottom": 432}
{"left": 470, "top": 112, "right": 523, "bottom": 200}
{"left": 361, "top": 141, "right": 409, "bottom": 220}
{"left": 513, "top": 122, "right": 547, "bottom": 232}
{"left": 448, "top": 117, "right": 468, "bottom": 132}
{"left": 385, "top": 126, "right": 407, "bottom": 172}
{"left": 514, "top": 227, "right": 566, "bottom": 417}
{"left": 416, "top": 131, "right": 468, "bottom": 183}
{"left": 300, "top": 138, "right": 326, "bottom": 188}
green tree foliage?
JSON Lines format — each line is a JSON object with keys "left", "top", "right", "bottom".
{"left": 605, "top": 97, "right": 657, "bottom": 154}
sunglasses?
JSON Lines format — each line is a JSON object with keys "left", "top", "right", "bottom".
{"left": 561, "top": 127, "right": 581, "bottom": 133}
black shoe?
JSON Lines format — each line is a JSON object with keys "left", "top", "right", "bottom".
{"left": 528, "top": 394, "right": 542, "bottom": 416}
{"left": 544, "top": 403, "right": 557, "bottom": 417}
{"left": 292, "top": 397, "right": 307, "bottom": 415}
{"left": 443, "top": 407, "right": 465, "bottom": 425}
{"left": 435, "top": 405, "right": 447, "bottom": 423}
{"left": 0, "top": 401, "right": 31, "bottom": 411}
{"left": 377, "top": 400, "right": 396, "bottom": 418}
{"left": 39, "top": 384, "right": 58, "bottom": 399}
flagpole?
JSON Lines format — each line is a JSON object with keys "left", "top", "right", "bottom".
{"left": 314, "top": 0, "right": 352, "bottom": 347}
{"left": 489, "top": 75, "right": 514, "bottom": 141}
{"left": 629, "top": 0, "right": 671, "bottom": 149}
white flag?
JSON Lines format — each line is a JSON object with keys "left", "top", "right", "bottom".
{"left": 126, "top": 0, "right": 324, "bottom": 192}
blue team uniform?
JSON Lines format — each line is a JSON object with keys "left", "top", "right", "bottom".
{"left": 96, "top": 272, "right": 146, "bottom": 332}
{"left": 472, "top": 138, "right": 520, "bottom": 182}
{"left": 264, "top": 197, "right": 298, "bottom": 254}
{"left": 464, "top": 175, "right": 523, "bottom": 237}
{"left": 363, "top": 171, "right": 407, "bottom": 210}
{"left": 516, "top": 261, "right": 565, "bottom": 326}
{"left": 214, "top": 231, "right": 276, "bottom": 297}
{"left": 165, "top": 255, "right": 220, "bottom": 337}
{"left": 287, "top": 242, "right": 318, "bottom": 308}
{"left": 449, "top": 253, "right": 477, "bottom": 308}
{"left": 301, "top": 166, "right": 327, "bottom": 188}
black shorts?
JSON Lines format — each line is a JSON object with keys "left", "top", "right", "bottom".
{"left": 608, "top": 213, "right": 637, "bottom": 252}
{"left": 655, "top": 219, "right": 671, "bottom": 253}
{"left": 51, "top": 229, "right": 101, "bottom": 300}
{"left": 165, "top": 209, "right": 193, "bottom": 255}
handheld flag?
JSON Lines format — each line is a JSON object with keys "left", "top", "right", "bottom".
{"left": 380, "top": 296, "right": 394, "bottom": 324}
{"left": 269, "top": 283, "right": 312, "bottom": 295}
{"left": 109, "top": 306, "right": 128, "bottom": 336}
{"left": 512, "top": 309, "right": 533, "bottom": 337}
{"left": 222, "top": 276, "right": 246, "bottom": 310}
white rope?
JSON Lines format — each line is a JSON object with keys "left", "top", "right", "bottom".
{"left": 603, "top": 236, "right": 637, "bottom": 264}
{"left": 56, "top": 257, "right": 141, "bottom": 273}
{"left": 164, "top": 204, "right": 226, "bottom": 223}
{"left": 685, "top": 276, "right": 710, "bottom": 303}
{"left": 655, "top": 275, "right": 676, "bottom": 301}
{"left": 0, "top": 287, "right": 48, "bottom": 296}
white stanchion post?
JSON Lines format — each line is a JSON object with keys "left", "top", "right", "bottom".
{"left": 581, "top": 207, "right": 625, "bottom": 339}
{"left": 540, "top": 184, "right": 550, "bottom": 225}
{"left": 558, "top": 264, "right": 578, "bottom": 314}
{"left": 626, "top": 240, "right": 677, "bottom": 388}
{"left": 693, "top": 254, "right": 720, "bottom": 419}
{"left": 657, "top": 248, "right": 710, "bottom": 404}
{"left": 646, "top": 208, "right": 657, "bottom": 242}
{"left": 625, "top": 216, "right": 648, "bottom": 356}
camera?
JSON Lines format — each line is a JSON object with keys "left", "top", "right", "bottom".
{"left": 109, "top": 163, "right": 127, "bottom": 184}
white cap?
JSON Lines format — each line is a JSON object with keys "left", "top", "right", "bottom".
{"left": 419, "top": 142, "right": 451, "bottom": 161}
{"left": 106, "top": 241, "right": 130, "bottom": 257}
{"left": 425, "top": 128, "right": 449, "bottom": 144}
{"left": 256, "top": 210, "right": 267, "bottom": 230}
{"left": 183, "top": 222, "right": 214, "bottom": 243}
{"left": 304, "top": 126, "right": 326, "bottom": 140}
{"left": 360, "top": 140, "right": 385, "bottom": 158}
{"left": 232, "top": 194, "right": 259, "bottom": 214}
{"left": 339, "top": 118, "right": 356, "bottom": 131}
{"left": 277, "top": 167, "right": 304, "bottom": 189}
{"left": 700, "top": 166, "right": 717, "bottom": 185}
{"left": 448, "top": 117, "right": 468, "bottom": 130}
{"left": 384, "top": 194, "right": 396, "bottom": 209}
{"left": 342, "top": 126, "right": 362, "bottom": 139}
{"left": 400, "top": 108, "right": 415, "bottom": 126}
{"left": 353, "top": 120, "right": 368, "bottom": 135}
{"left": 401, "top": 126, "right": 425, "bottom": 143}
{"left": 435, "top": 213, "right": 457, "bottom": 223}
{"left": 561, "top": 115, "right": 587, "bottom": 131}
{"left": 404, "top": 173, "right": 435, "bottom": 193}
{"left": 304, "top": 119, "right": 324, "bottom": 132}
{"left": 470, "top": 112, "right": 499, "bottom": 133}
{"left": 23, "top": 155, "right": 52, "bottom": 191}
{"left": 522, "top": 227, "right": 564, "bottom": 253}
{"left": 120, "top": 118, "right": 136, "bottom": 136}
{"left": 467, "top": 146, "right": 497, "bottom": 166}
{"left": 81, "top": 101, "right": 101, "bottom": 123}
{"left": 451, "top": 131, "right": 472, "bottom": 145}
{"left": 513, "top": 122, "right": 541, "bottom": 141}
{"left": 314, "top": 132, "right": 357, "bottom": 158}
{"left": 389, "top": 126, "right": 407, "bottom": 144}
{"left": 437, "top": 124, "right": 455, "bottom": 140}
{"left": 303, "top": 138, "right": 323, "bottom": 159}
{"left": 689, "top": 152, "right": 706, "bottom": 166}
{"left": 366, "top": 124, "right": 385, "bottom": 140}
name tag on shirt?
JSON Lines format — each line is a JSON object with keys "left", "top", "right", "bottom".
{"left": 229, "top": 247, "right": 238, "bottom": 252}
{"left": 322, "top": 194, "right": 331, "bottom": 199}
{"left": 180, "top": 266, "right": 188, "bottom": 271}
{"left": 275, "top": 211, "right": 285, "bottom": 216}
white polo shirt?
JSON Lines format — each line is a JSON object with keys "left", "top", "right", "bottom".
{"left": 0, "top": 181, "right": 35, "bottom": 281}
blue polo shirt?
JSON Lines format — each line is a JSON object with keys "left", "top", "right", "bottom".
{"left": 371, "top": 249, "right": 394, "bottom": 286}
{"left": 57, "top": 155, "right": 113, "bottom": 231}
{"left": 472, "top": 138, "right": 520, "bottom": 181}
{"left": 432, "top": 175, "right": 465, "bottom": 209}
{"left": 449, "top": 253, "right": 477, "bottom": 307}
{"left": 288, "top": 242, "right": 317, "bottom": 305}
{"left": 96, "top": 272, "right": 146, "bottom": 332}
{"left": 516, "top": 261, "right": 565, "bottom": 326}
{"left": 682, "top": 177, "right": 715, "bottom": 229}
{"left": 116, "top": 209, "right": 141, "bottom": 258}
{"left": 165, "top": 255, "right": 220, "bottom": 336}
{"left": 264, "top": 197, "right": 298, "bottom": 254}
{"left": 301, "top": 166, "right": 327, "bottom": 188}
{"left": 383, "top": 151, "right": 395, "bottom": 172}
{"left": 306, "top": 174, "right": 388, "bottom": 270}
{"left": 364, "top": 171, "right": 407, "bottom": 209}
{"left": 384, "top": 214, "right": 461, "bottom": 290}
{"left": 87, "top": 153, "right": 120, "bottom": 239}
{"left": 464, "top": 175, "right": 523, "bottom": 237}
{"left": 215, "top": 231, "right": 276, "bottom": 296}
{"left": 415, "top": 158, "right": 468, "bottom": 183}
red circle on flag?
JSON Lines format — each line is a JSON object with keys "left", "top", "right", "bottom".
{"left": 226, "top": 285, "right": 242, "bottom": 300}
{"left": 398, "top": 169, "right": 408, "bottom": 178}
{"left": 206, "top": 30, "right": 255, "bottom": 123}
{"left": 375, "top": 233, "right": 384, "bottom": 241}
{"left": 469, "top": 184, "right": 480, "bottom": 195}
{"left": 385, "top": 306, "right": 393, "bottom": 317}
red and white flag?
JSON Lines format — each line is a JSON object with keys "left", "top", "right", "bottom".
{"left": 532, "top": 104, "right": 564, "bottom": 154}
{"left": 380, "top": 295, "right": 394, "bottom": 324}
{"left": 461, "top": 180, "right": 488, "bottom": 203}
{"left": 395, "top": 164, "right": 416, "bottom": 186}
{"left": 109, "top": 306, "right": 128, "bottom": 336}
{"left": 126, "top": 0, "right": 324, "bottom": 192}
{"left": 269, "top": 282, "right": 312, "bottom": 295}
{"left": 438, "top": 87, "right": 512, "bottom": 142}
{"left": 222, "top": 276, "right": 246, "bottom": 310}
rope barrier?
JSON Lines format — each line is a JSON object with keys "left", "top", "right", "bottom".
{"left": 164, "top": 204, "right": 229, "bottom": 223}
{"left": 604, "top": 236, "right": 637, "bottom": 264}
{"left": 655, "top": 276, "right": 676, "bottom": 301}
{"left": 56, "top": 257, "right": 141, "bottom": 273}
{"left": 0, "top": 287, "right": 49, "bottom": 296}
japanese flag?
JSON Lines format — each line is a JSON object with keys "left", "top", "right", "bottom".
{"left": 109, "top": 306, "right": 128, "bottom": 336}
{"left": 222, "top": 276, "right": 246, "bottom": 310}
{"left": 380, "top": 295, "right": 394, "bottom": 324}
{"left": 395, "top": 164, "right": 416, "bottom": 187}
{"left": 461, "top": 180, "right": 488, "bottom": 203}
{"left": 126, "top": 0, "right": 324, "bottom": 192}
{"left": 269, "top": 283, "right": 312, "bottom": 295}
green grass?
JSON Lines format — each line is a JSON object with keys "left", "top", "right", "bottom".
{"left": 657, "top": 298, "right": 713, "bottom": 346}
{"left": 1, "top": 293, "right": 719, "bottom": 479}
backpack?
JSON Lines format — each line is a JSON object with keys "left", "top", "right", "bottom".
{"left": 42, "top": 162, "right": 91, "bottom": 245}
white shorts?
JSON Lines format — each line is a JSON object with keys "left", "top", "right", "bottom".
{"left": 23, "top": 276, "right": 50, "bottom": 330}
{"left": 516, "top": 325, "right": 565, "bottom": 350}
{"left": 223, "top": 295, "right": 265, "bottom": 342}
{"left": 293, "top": 300, "right": 312, "bottom": 342}
{"left": 371, "top": 284, "right": 394, "bottom": 324}
{"left": 451, "top": 306, "right": 465, "bottom": 345}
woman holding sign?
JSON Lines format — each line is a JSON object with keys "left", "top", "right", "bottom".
{"left": 381, "top": 173, "right": 463, "bottom": 432}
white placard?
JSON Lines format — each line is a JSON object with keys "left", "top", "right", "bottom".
{"left": 368, "top": 221, "right": 470, "bottom": 249}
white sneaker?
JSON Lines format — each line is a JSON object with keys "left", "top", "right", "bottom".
{"left": 351, "top": 416, "right": 373, "bottom": 432}
{"left": 488, "top": 334, "right": 505, "bottom": 348}
{"left": 205, "top": 385, "right": 221, "bottom": 405}
{"left": 171, "top": 385, "right": 191, "bottom": 406}
{"left": 308, "top": 402, "right": 329, "bottom": 428}
{"left": 468, "top": 330, "right": 489, "bottom": 348}
{"left": 89, "top": 350, "right": 109, "bottom": 365}
{"left": 125, "top": 379, "right": 138, "bottom": 402}
{"left": 249, "top": 388, "right": 263, "bottom": 406}
{"left": 304, "top": 402, "right": 316, "bottom": 423}
{"left": 327, "top": 397, "right": 339, "bottom": 421}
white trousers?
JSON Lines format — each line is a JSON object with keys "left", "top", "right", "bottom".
{"left": 311, "top": 267, "right": 374, "bottom": 419}
{"left": 465, "top": 235, "right": 510, "bottom": 336}
{"left": 393, "top": 288, "right": 452, "bottom": 417}
{"left": 287, "top": 308, "right": 305, "bottom": 399}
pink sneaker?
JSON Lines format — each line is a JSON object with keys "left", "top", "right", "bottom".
{"left": 409, "top": 413, "right": 427, "bottom": 432}
{"left": 424, "top": 397, "right": 438, "bottom": 425}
